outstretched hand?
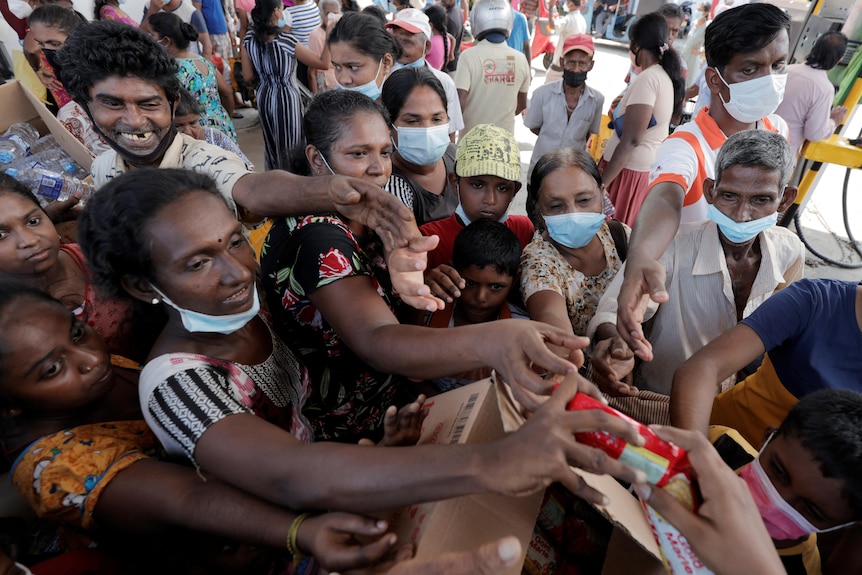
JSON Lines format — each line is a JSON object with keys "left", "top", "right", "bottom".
{"left": 616, "top": 258, "right": 668, "bottom": 361}
{"left": 481, "top": 319, "right": 591, "bottom": 411}
{"left": 636, "top": 426, "right": 786, "bottom": 575}
{"left": 329, "top": 176, "right": 417, "bottom": 253}
{"left": 489, "top": 373, "right": 647, "bottom": 505}
{"left": 298, "top": 513, "right": 402, "bottom": 573}
{"left": 373, "top": 395, "right": 428, "bottom": 447}
{"left": 425, "top": 264, "right": 465, "bottom": 304}
{"left": 386, "top": 235, "right": 445, "bottom": 312}
{"left": 43, "top": 192, "right": 84, "bottom": 224}
{"left": 591, "top": 335, "right": 637, "bottom": 396}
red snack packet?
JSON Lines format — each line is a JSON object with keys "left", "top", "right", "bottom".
{"left": 566, "top": 393, "right": 694, "bottom": 489}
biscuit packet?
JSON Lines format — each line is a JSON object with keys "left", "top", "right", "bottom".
{"left": 566, "top": 392, "right": 714, "bottom": 574}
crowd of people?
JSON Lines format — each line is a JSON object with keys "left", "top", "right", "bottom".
{"left": 0, "top": 0, "right": 860, "bottom": 572}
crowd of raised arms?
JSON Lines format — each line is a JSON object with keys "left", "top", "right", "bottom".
{"left": 0, "top": 0, "right": 859, "bottom": 573}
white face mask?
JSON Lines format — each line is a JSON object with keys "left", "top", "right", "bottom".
{"left": 7, "top": 0, "right": 32, "bottom": 18}
{"left": 151, "top": 284, "right": 260, "bottom": 334}
{"left": 715, "top": 68, "right": 787, "bottom": 123}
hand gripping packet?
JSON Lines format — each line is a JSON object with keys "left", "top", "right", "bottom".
{"left": 566, "top": 393, "right": 714, "bottom": 575}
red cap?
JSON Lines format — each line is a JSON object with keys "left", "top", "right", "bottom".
{"left": 562, "top": 33, "right": 594, "bottom": 56}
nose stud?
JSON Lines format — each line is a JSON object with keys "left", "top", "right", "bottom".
{"left": 84, "top": 365, "right": 93, "bottom": 372}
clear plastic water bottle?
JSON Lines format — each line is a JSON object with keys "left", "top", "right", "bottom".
{"left": 29, "top": 135, "right": 64, "bottom": 157}
{"left": 5, "top": 166, "right": 95, "bottom": 204}
{"left": 0, "top": 123, "right": 40, "bottom": 165}
{"left": 5, "top": 144, "right": 90, "bottom": 181}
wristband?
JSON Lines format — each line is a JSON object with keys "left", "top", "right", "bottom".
{"left": 286, "top": 512, "right": 312, "bottom": 562}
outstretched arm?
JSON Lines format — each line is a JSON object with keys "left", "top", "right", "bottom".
{"left": 232, "top": 173, "right": 417, "bottom": 251}
{"left": 615, "top": 181, "right": 683, "bottom": 356}
{"left": 95, "top": 459, "right": 399, "bottom": 573}
{"left": 189, "top": 375, "right": 647, "bottom": 512}
{"left": 669, "top": 324, "right": 766, "bottom": 434}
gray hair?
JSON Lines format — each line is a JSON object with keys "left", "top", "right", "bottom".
{"left": 714, "top": 130, "right": 794, "bottom": 189}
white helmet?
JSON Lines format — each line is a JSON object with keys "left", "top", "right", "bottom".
{"left": 470, "top": 0, "right": 514, "bottom": 40}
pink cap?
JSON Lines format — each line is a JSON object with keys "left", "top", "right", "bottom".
{"left": 562, "top": 33, "right": 595, "bottom": 56}
{"left": 385, "top": 8, "right": 433, "bottom": 40}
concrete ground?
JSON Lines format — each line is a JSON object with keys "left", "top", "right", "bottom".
{"left": 235, "top": 38, "right": 862, "bottom": 281}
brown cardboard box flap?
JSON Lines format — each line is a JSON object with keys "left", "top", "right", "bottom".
{"left": 492, "top": 374, "right": 665, "bottom": 570}
{"left": 383, "top": 379, "right": 542, "bottom": 575}
{"left": 1, "top": 80, "right": 94, "bottom": 170}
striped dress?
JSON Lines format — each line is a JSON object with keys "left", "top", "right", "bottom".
{"left": 243, "top": 30, "right": 303, "bottom": 171}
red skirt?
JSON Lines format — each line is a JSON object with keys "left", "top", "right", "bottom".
{"left": 598, "top": 159, "right": 650, "bottom": 227}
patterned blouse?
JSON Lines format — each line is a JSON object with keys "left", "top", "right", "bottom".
{"left": 519, "top": 222, "right": 626, "bottom": 336}
{"left": 139, "top": 319, "right": 313, "bottom": 464}
{"left": 176, "top": 57, "right": 237, "bottom": 142}
{"left": 261, "top": 215, "right": 407, "bottom": 444}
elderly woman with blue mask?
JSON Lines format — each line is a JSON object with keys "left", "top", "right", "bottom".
{"left": 520, "top": 147, "right": 630, "bottom": 349}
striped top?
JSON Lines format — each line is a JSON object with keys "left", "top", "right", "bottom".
{"left": 285, "top": 1, "right": 320, "bottom": 46}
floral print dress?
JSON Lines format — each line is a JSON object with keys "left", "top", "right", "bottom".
{"left": 260, "top": 215, "right": 409, "bottom": 444}
{"left": 176, "top": 56, "right": 237, "bottom": 142}
{"left": 519, "top": 222, "right": 627, "bottom": 336}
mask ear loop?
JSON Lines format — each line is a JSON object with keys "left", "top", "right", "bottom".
{"left": 319, "top": 152, "right": 337, "bottom": 176}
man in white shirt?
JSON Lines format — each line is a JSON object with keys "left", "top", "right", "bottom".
{"left": 588, "top": 130, "right": 804, "bottom": 401}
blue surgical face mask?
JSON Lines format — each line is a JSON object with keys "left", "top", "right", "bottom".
{"left": 340, "top": 59, "right": 384, "bottom": 101}
{"left": 277, "top": 17, "right": 287, "bottom": 27}
{"left": 543, "top": 211, "right": 605, "bottom": 248}
{"left": 707, "top": 204, "right": 777, "bottom": 245}
{"left": 404, "top": 56, "right": 425, "bottom": 68}
{"left": 152, "top": 284, "right": 260, "bottom": 334}
{"left": 395, "top": 123, "right": 450, "bottom": 166}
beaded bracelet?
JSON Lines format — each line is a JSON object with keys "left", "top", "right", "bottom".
{"left": 287, "top": 512, "right": 313, "bottom": 562}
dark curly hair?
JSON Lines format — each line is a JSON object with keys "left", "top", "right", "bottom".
{"left": 78, "top": 168, "right": 228, "bottom": 299}
{"left": 58, "top": 20, "right": 180, "bottom": 105}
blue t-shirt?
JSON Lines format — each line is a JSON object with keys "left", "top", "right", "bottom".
{"left": 741, "top": 279, "right": 862, "bottom": 398}
{"left": 506, "top": 11, "right": 530, "bottom": 53}
{"left": 198, "top": 0, "right": 228, "bottom": 35}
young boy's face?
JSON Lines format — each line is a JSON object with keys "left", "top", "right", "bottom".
{"left": 760, "top": 433, "right": 856, "bottom": 531}
{"left": 456, "top": 175, "right": 522, "bottom": 223}
{"left": 455, "top": 264, "right": 513, "bottom": 324}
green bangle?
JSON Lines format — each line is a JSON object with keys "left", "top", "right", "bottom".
{"left": 287, "top": 512, "right": 312, "bottom": 562}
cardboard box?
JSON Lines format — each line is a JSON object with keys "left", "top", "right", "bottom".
{"left": 383, "top": 379, "right": 543, "bottom": 575}
{"left": 494, "top": 379, "right": 667, "bottom": 575}
{"left": 0, "top": 79, "right": 93, "bottom": 170}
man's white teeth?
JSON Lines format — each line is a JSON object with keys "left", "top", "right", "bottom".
{"left": 121, "top": 132, "right": 154, "bottom": 141}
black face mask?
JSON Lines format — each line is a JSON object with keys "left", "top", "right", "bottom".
{"left": 42, "top": 48, "right": 61, "bottom": 77}
{"left": 83, "top": 101, "right": 178, "bottom": 169}
{"left": 563, "top": 69, "right": 587, "bottom": 88}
